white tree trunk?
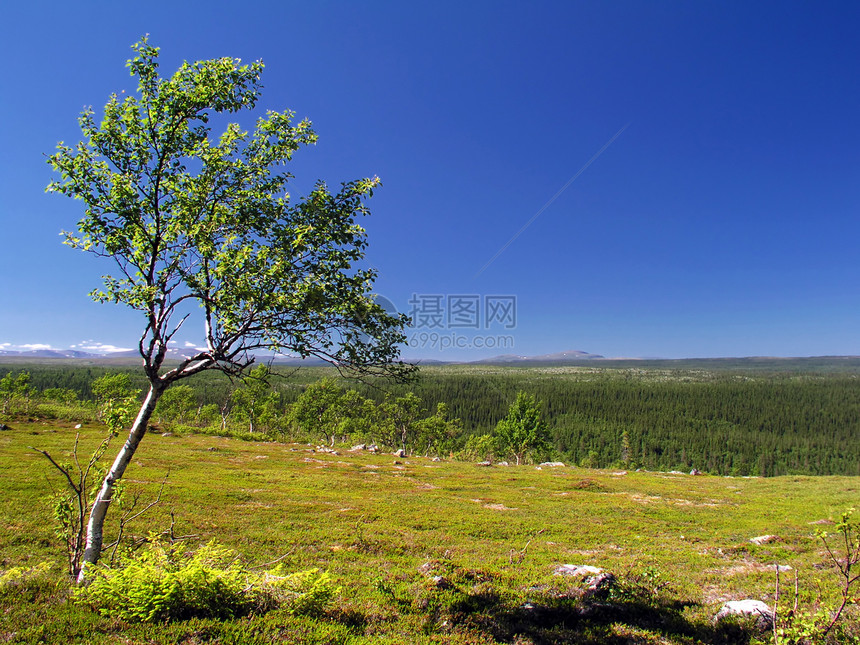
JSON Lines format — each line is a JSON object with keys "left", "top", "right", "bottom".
{"left": 77, "top": 384, "right": 164, "bottom": 582}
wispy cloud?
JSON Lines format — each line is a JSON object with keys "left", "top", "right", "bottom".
{"left": 19, "top": 343, "right": 55, "bottom": 351}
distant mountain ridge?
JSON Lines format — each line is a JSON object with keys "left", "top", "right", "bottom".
{"left": 0, "top": 349, "right": 101, "bottom": 359}
{"left": 1, "top": 347, "right": 604, "bottom": 365}
{"left": 469, "top": 350, "right": 604, "bottom": 364}
{"left": 0, "top": 347, "right": 330, "bottom": 364}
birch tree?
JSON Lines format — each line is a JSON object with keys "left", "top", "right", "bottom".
{"left": 46, "top": 37, "right": 412, "bottom": 581}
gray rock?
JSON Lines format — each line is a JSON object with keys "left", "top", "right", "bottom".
{"left": 393, "top": 448, "right": 407, "bottom": 458}
{"left": 553, "top": 565, "right": 616, "bottom": 599}
{"left": 715, "top": 599, "right": 774, "bottom": 628}
{"left": 477, "top": 461, "right": 492, "bottom": 467}
{"left": 0, "top": 423, "right": 9, "bottom": 431}
{"left": 690, "top": 468, "right": 702, "bottom": 475}
{"left": 350, "top": 443, "right": 367, "bottom": 452}
{"left": 584, "top": 571, "right": 617, "bottom": 598}
{"left": 540, "top": 461, "right": 565, "bottom": 467}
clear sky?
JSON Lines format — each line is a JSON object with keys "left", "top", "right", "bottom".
{"left": 1, "top": 1, "right": 859, "bottom": 360}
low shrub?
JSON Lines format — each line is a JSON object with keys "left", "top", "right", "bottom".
{"left": 0, "top": 561, "right": 60, "bottom": 604}
{"left": 75, "top": 539, "right": 338, "bottom": 622}
{"left": 0, "top": 561, "right": 54, "bottom": 592}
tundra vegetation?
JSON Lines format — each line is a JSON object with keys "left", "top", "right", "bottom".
{"left": 0, "top": 363, "right": 858, "bottom": 643}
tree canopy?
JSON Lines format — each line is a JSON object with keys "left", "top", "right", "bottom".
{"left": 48, "top": 37, "right": 410, "bottom": 383}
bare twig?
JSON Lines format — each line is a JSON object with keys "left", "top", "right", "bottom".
{"left": 249, "top": 549, "right": 297, "bottom": 570}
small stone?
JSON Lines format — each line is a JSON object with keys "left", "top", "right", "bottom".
{"left": 497, "top": 461, "right": 509, "bottom": 466}
{"left": 477, "top": 461, "right": 492, "bottom": 467}
{"left": 750, "top": 535, "right": 779, "bottom": 545}
{"left": 74, "top": 423, "right": 82, "bottom": 429}
{"left": 431, "top": 575, "right": 451, "bottom": 589}
{"left": 540, "top": 461, "right": 565, "bottom": 467}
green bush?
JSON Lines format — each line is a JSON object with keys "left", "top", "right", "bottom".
{"left": 75, "top": 539, "right": 338, "bottom": 622}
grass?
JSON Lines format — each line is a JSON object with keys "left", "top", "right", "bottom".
{"left": 1, "top": 419, "right": 857, "bottom": 643}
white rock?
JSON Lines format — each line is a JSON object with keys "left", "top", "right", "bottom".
{"left": 540, "top": 461, "right": 565, "bottom": 467}
{"left": 715, "top": 599, "right": 774, "bottom": 627}
{"left": 74, "top": 423, "right": 83, "bottom": 429}
{"left": 553, "top": 564, "right": 602, "bottom": 578}
{"left": 750, "top": 535, "right": 779, "bottom": 545}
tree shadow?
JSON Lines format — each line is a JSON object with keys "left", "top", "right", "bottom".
{"left": 440, "top": 590, "right": 755, "bottom": 644}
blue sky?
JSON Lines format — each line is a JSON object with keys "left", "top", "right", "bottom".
{"left": 1, "top": 1, "right": 858, "bottom": 360}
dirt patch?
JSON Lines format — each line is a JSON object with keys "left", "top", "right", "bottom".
{"left": 483, "top": 503, "right": 517, "bottom": 511}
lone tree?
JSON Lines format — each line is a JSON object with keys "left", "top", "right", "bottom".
{"left": 47, "top": 37, "right": 412, "bottom": 581}
{"left": 494, "top": 392, "right": 551, "bottom": 465}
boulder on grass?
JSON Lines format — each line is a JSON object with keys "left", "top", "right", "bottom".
{"left": 715, "top": 599, "right": 774, "bottom": 629}
{"left": 553, "top": 564, "right": 603, "bottom": 578}
{"left": 553, "top": 564, "right": 616, "bottom": 600}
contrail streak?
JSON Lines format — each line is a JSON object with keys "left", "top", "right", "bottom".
{"left": 474, "top": 123, "right": 630, "bottom": 279}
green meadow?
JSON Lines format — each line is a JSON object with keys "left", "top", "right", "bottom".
{"left": 1, "top": 417, "right": 857, "bottom": 644}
